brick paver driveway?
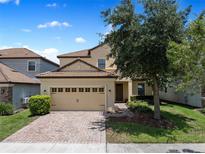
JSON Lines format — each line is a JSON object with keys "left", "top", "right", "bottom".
{"left": 3, "top": 111, "right": 105, "bottom": 144}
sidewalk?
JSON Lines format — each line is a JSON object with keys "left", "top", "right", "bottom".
{"left": 0, "top": 143, "right": 205, "bottom": 153}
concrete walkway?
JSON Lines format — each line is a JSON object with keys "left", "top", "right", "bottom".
{"left": 0, "top": 143, "right": 205, "bottom": 153}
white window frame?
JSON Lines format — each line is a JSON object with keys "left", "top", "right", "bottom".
{"left": 27, "top": 60, "right": 36, "bottom": 72}
{"left": 98, "top": 59, "right": 106, "bottom": 69}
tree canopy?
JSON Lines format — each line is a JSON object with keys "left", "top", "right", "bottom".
{"left": 167, "top": 11, "right": 205, "bottom": 93}
{"left": 102, "top": 0, "right": 191, "bottom": 119}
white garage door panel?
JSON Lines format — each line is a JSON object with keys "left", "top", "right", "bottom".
{"left": 51, "top": 87, "right": 105, "bottom": 111}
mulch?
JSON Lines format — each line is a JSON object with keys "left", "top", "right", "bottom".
{"left": 108, "top": 112, "right": 175, "bottom": 129}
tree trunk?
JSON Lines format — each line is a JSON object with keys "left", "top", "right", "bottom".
{"left": 153, "top": 77, "right": 160, "bottom": 120}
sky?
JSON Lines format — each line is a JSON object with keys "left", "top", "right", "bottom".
{"left": 0, "top": 0, "right": 205, "bottom": 63}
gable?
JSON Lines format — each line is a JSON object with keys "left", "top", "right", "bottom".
{"left": 58, "top": 59, "right": 101, "bottom": 72}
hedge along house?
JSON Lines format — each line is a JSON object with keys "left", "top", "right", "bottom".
{"left": 0, "top": 63, "right": 40, "bottom": 109}
{"left": 37, "top": 44, "right": 153, "bottom": 111}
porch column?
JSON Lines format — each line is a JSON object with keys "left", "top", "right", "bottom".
{"left": 128, "top": 80, "right": 133, "bottom": 101}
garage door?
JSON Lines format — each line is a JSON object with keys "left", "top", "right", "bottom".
{"left": 50, "top": 87, "right": 105, "bottom": 111}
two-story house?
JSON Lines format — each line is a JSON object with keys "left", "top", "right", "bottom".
{"left": 0, "top": 48, "right": 59, "bottom": 109}
{"left": 37, "top": 44, "right": 152, "bottom": 111}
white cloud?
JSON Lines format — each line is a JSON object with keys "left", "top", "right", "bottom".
{"left": 0, "top": 0, "right": 20, "bottom": 5}
{"left": 41, "top": 48, "right": 59, "bottom": 63}
{"left": 0, "top": 44, "right": 59, "bottom": 64}
{"left": 21, "top": 29, "right": 32, "bottom": 32}
{"left": 0, "top": 45, "right": 13, "bottom": 49}
{"left": 46, "top": 3, "right": 57, "bottom": 8}
{"left": 37, "top": 21, "right": 72, "bottom": 29}
{"left": 22, "top": 45, "right": 29, "bottom": 48}
{"left": 75, "top": 37, "right": 86, "bottom": 44}
{"left": 104, "top": 24, "right": 113, "bottom": 35}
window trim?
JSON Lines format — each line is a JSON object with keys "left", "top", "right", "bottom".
{"left": 99, "top": 88, "right": 104, "bottom": 93}
{"left": 51, "top": 88, "right": 57, "bottom": 93}
{"left": 85, "top": 88, "right": 90, "bottom": 92}
{"left": 98, "top": 59, "right": 106, "bottom": 69}
{"left": 58, "top": 88, "right": 63, "bottom": 92}
{"left": 71, "top": 88, "right": 77, "bottom": 92}
{"left": 92, "top": 88, "right": 98, "bottom": 92}
{"left": 79, "top": 88, "right": 84, "bottom": 92}
{"left": 65, "top": 88, "right": 70, "bottom": 92}
{"left": 27, "top": 60, "right": 37, "bottom": 72}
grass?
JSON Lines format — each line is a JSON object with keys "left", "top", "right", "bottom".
{"left": 0, "top": 109, "right": 38, "bottom": 141}
{"left": 107, "top": 103, "right": 205, "bottom": 143}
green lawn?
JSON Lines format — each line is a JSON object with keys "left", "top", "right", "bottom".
{"left": 107, "top": 103, "right": 205, "bottom": 143}
{"left": 0, "top": 109, "right": 38, "bottom": 141}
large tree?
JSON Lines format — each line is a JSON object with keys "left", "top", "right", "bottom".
{"left": 102, "top": 0, "right": 190, "bottom": 119}
{"left": 167, "top": 11, "right": 205, "bottom": 93}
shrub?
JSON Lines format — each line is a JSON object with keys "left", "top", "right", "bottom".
{"left": 202, "top": 108, "right": 205, "bottom": 113}
{"left": 0, "top": 102, "right": 14, "bottom": 116}
{"left": 29, "top": 95, "right": 51, "bottom": 116}
{"left": 128, "top": 101, "right": 152, "bottom": 113}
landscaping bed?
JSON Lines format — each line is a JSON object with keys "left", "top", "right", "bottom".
{"left": 106, "top": 103, "right": 205, "bottom": 143}
{"left": 0, "top": 109, "right": 38, "bottom": 141}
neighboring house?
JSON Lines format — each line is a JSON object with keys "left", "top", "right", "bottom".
{"left": 160, "top": 87, "right": 204, "bottom": 107}
{"left": 0, "top": 63, "right": 40, "bottom": 109}
{"left": 0, "top": 48, "right": 59, "bottom": 78}
{"left": 0, "top": 48, "right": 59, "bottom": 109}
{"left": 37, "top": 44, "right": 153, "bottom": 111}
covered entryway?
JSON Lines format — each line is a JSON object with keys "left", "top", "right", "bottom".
{"left": 115, "top": 84, "right": 123, "bottom": 102}
{"left": 50, "top": 87, "right": 105, "bottom": 111}
{"left": 115, "top": 81, "right": 128, "bottom": 103}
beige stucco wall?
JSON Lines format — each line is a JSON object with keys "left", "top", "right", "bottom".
{"left": 59, "top": 44, "right": 116, "bottom": 70}
{"left": 39, "top": 78, "right": 115, "bottom": 111}
{"left": 123, "top": 82, "right": 128, "bottom": 101}
{"left": 61, "top": 60, "right": 97, "bottom": 72}
{"left": 132, "top": 81, "right": 153, "bottom": 96}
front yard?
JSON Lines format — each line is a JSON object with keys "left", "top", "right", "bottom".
{"left": 107, "top": 103, "right": 205, "bottom": 143}
{"left": 0, "top": 109, "right": 38, "bottom": 141}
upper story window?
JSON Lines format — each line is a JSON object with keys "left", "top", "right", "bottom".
{"left": 27, "top": 60, "right": 36, "bottom": 72}
{"left": 98, "top": 59, "right": 106, "bottom": 69}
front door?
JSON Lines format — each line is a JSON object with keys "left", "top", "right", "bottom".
{"left": 115, "top": 84, "right": 123, "bottom": 102}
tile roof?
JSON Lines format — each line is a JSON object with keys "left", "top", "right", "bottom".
{"left": 0, "top": 63, "right": 40, "bottom": 84}
{"left": 36, "top": 71, "right": 117, "bottom": 78}
{"left": 36, "top": 59, "right": 117, "bottom": 78}
{"left": 0, "top": 48, "right": 59, "bottom": 66}
{"left": 57, "top": 44, "right": 106, "bottom": 58}
{"left": 57, "top": 49, "right": 90, "bottom": 58}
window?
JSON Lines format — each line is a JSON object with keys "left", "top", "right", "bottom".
{"left": 92, "top": 88, "right": 98, "bottom": 92}
{"left": 98, "top": 59, "right": 106, "bottom": 69}
{"left": 85, "top": 88, "right": 90, "bottom": 92}
{"left": 137, "top": 83, "right": 145, "bottom": 96}
{"left": 51, "top": 88, "right": 57, "bottom": 93}
{"left": 99, "top": 88, "right": 104, "bottom": 92}
{"left": 79, "top": 88, "right": 84, "bottom": 92}
{"left": 65, "top": 88, "right": 70, "bottom": 92}
{"left": 165, "top": 87, "right": 168, "bottom": 93}
{"left": 58, "top": 88, "right": 63, "bottom": 92}
{"left": 72, "top": 88, "right": 77, "bottom": 92}
{"left": 28, "top": 61, "right": 36, "bottom": 72}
